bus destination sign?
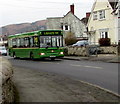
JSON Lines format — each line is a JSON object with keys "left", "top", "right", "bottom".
{"left": 42, "top": 31, "right": 61, "bottom": 35}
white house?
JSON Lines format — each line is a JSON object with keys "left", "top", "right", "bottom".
{"left": 87, "top": 0, "right": 119, "bottom": 45}
{"left": 0, "top": 35, "right": 7, "bottom": 46}
{"left": 112, "top": 0, "right": 120, "bottom": 42}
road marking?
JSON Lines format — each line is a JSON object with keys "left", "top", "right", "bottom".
{"left": 70, "top": 64, "right": 82, "bottom": 67}
{"left": 70, "top": 64, "right": 103, "bottom": 69}
{"left": 41, "top": 62, "right": 60, "bottom": 64}
{"left": 84, "top": 65, "right": 103, "bottom": 69}
{"left": 41, "top": 62, "right": 53, "bottom": 64}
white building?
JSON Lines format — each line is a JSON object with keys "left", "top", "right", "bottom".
{"left": 112, "top": 0, "right": 120, "bottom": 42}
{"left": 0, "top": 35, "right": 7, "bottom": 46}
{"left": 87, "top": 0, "right": 119, "bottom": 45}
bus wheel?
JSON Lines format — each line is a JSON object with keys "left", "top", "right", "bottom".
{"left": 51, "top": 58, "right": 55, "bottom": 61}
{"left": 30, "top": 53, "right": 34, "bottom": 60}
{"left": 13, "top": 52, "right": 16, "bottom": 58}
{"left": 13, "top": 52, "right": 17, "bottom": 59}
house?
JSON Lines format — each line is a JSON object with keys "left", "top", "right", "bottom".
{"left": 87, "top": 0, "right": 118, "bottom": 45}
{"left": 118, "top": 0, "right": 120, "bottom": 42}
{"left": 81, "top": 12, "right": 91, "bottom": 25}
{"left": 46, "top": 4, "right": 87, "bottom": 40}
{"left": 0, "top": 35, "right": 8, "bottom": 46}
{"left": 0, "top": 35, "right": 4, "bottom": 45}
{"left": 113, "top": 0, "right": 120, "bottom": 42}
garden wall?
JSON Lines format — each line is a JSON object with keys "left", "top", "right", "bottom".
{"left": 65, "top": 46, "right": 118, "bottom": 56}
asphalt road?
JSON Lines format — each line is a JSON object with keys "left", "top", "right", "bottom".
{"left": 8, "top": 57, "right": 119, "bottom": 94}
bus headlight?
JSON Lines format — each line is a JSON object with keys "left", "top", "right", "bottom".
{"left": 40, "top": 53, "right": 45, "bottom": 55}
{"left": 60, "top": 52, "right": 64, "bottom": 54}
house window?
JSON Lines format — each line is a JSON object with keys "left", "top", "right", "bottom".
{"left": 62, "top": 24, "right": 70, "bottom": 31}
{"left": 93, "top": 11, "right": 97, "bottom": 20}
{"left": 99, "top": 10, "right": 105, "bottom": 20}
{"left": 100, "top": 31, "right": 108, "bottom": 38}
{"left": 65, "top": 25, "right": 69, "bottom": 30}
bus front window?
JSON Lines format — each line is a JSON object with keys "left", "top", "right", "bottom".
{"left": 40, "top": 36, "right": 63, "bottom": 48}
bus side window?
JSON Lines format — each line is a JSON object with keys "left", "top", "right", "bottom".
{"left": 20, "top": 38, "right": 25, "bottom": 48}
{"left": 8, "top": 39, "right": 12, "bottom": 48}
{"left": 12, "top": 38, "right": 17, "bottom": 48}
{"left": 24, "top": 37, "right": 30, "bottom": 47}
{"left": 30, "top": 37, "right": 34, "bottom": 47}
{"left": 17, "top": 38, "right": 21, "bottom": 48}
{"left": 33, "top": 36, "right": 39, "bottom": 47}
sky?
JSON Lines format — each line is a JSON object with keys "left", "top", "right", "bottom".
{"left": 0, "top": 0, "right": 95, "bottom": 27}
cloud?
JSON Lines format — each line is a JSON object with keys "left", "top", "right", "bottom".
{"left": 0, "top": 0, "right": 95, "bottom": 27}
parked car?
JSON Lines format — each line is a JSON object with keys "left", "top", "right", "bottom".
{"left": 0, "top": 46, "right": 7, "bottom": 56}
{"left": 72, "top": 40, "right": 89, "bottom": 46}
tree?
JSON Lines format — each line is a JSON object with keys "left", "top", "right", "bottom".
{"left": 64, "top": 32, "right": 77, "bottom": 46}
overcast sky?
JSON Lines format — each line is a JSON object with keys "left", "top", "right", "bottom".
{"left": 0, "top": 0, "right": 95, "bottom": 27}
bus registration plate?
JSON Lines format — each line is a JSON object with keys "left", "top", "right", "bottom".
{"left": 50, "top": 56, "right": 56, "bottom": 57}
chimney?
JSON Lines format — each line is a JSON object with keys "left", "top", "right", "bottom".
{"left": 70, "top": 4, "right": 74, "bottom": 14}
{"left": 86, "top": 12, "right": 91, "bottom": 18}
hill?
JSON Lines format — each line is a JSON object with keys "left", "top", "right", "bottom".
{"left": 0, "top": 20, "right": 47, "bottom": 36}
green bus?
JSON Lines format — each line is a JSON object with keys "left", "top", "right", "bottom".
{"left": 8, "top": 30, "right": 64, "bottom": 60}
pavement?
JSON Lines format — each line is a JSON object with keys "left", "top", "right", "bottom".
{"left": 62, "top": 54, "right": 120, "bottom": 63}
{"left": 13, "top": 67, "right": 120, "bottom": 102}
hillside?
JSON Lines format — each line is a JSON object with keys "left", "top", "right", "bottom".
{"left": 0, "top": 20, "right": 47, "bottom": 36}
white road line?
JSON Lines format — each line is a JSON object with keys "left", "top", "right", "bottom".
{"left": 41, "top": 62, "right": 60, "bottom": 64}
{"left": 41, "top": 62, "right": 53, "bottom": 64}
{"left": 70, "top": 64, "right": 103, "bottom": 69}
{"left": 84, "top": 65, "right": 103, "bottom": 69}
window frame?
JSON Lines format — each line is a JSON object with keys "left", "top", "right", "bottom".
{"left": 39, "top": 35, "right": 63, "bottom": 48}
{"left": 100, "top": 31, "right": 108, "bottom": 39}
{"left": 99, "top": 10, "right": 105, "bottom": 20}
{"left": 61, "top": 24, "right": 70, "bottom": 31}
{"left": 93, "top": 11, "right": 98, "bottom": 20}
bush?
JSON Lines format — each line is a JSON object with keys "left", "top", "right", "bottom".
{"left": 99, "top": 38, "right": 111, "bottom": 46}
{"left": 65, "top": 32, "right": 77, "bottom": 46}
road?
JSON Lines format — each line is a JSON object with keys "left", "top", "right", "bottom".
{"left": 8, "top": 57, "right": 119, "bottom": 94}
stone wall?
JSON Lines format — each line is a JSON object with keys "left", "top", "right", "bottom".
{"left": 65, "top": 46, "right": 118, "bottom": 56}
{"left": 65, "top": 46, "right": 88, "bottom": 56}
{"left": 0, "top": 57, "right": 14, "bottom": 103}
{"left": 100, "top": 46, "right": 118, "bottom": 54}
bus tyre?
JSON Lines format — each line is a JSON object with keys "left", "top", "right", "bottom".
{"left": 30, "top": 53, "right": 34, "bottom": 60}
{"left": 13, "top": 52, "right": 16, "bottom": 59}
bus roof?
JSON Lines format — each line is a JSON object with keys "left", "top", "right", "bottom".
{"left": 8, "top": 30, "right": 63, "bottom": 39}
